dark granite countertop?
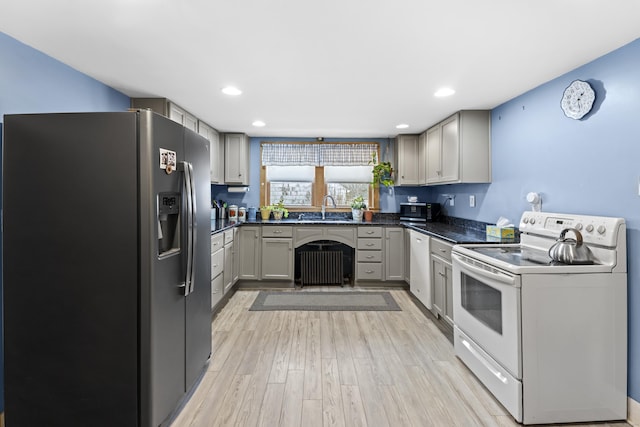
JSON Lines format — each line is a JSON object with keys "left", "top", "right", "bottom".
{"left": 211, "top": 218, "right": 519, "bottom": 244}
{"left": 211, "top": 212, "right": 520, "bottom": 244}
{"left": 402, "top": 222, "right": 510, "bottom": 244}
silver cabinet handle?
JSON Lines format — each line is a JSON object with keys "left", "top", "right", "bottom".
{"left": 274, "top": 229, "right": 283, "bottom": 234}
{"left": 366, "top": 243, "right": 375, "bottom": 247}
{"left": 366, "top": 255, "right": 374, "bottom": 259}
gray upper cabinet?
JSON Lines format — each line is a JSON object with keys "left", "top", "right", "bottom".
{"left": 168, "top": 102, "right": 198, "bottom": 132}
{"left": 394, "top": 134, "right": 420, "bottom": 185}
{"left": 198, "top": 121, "right": 223, "bottom": 184}
{"left": 418, "top": 131, "right": 428, "bottom": 185}
{"left": 224, "top": 133, "right": 250, "bottom": 185}
{"left": 425, "top": 110, "right": 491, "bottom": 185}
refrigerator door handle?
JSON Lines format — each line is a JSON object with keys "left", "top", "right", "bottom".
{"left": 181, "top": 161, "right": 197, "bottom": 296}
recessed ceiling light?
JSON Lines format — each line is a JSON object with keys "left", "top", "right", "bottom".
{"left": 252, "top": 120, "right": 266, "bottom": 127}
{"left": 396, "top": 123, "right": 409, "bottom": 129}
{"left": 434, "top": 87, "right": 455, "bottom": 97}
{"left": 221, "top": 86, "right": 242, "bottom": 96}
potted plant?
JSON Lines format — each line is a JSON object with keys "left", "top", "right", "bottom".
{"left": 259, "top": 205, "right": 272, "bottom": 221}
{"left": 369, "top": 152, "right": 394, "bottom": 187}
{"left": 271, "top": 198, "right": 289, "bottom": 221}
{"left": 350, "top": 195, "right": 366, "bottom": 222}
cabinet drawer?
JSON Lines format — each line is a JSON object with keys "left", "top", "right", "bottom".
{"left": 211, "top": 248, "right": 224, "bottom": 279}
{"left": 358, "top": 227, "right": 382, "bottom": 238}
{"left": 356, "top": 263, "right": 383, "bottom": 280}
{"left": 357, "top": 238, "right": 382, "bottom": 250}
{"left": 431, "top": 238, "right": 453, "bottom": 261}
{"left": 262, "top": 226, "right": 293, "bottom": 238}
{"left": 224, "top": 228, "right": 234, "bottom": 245}
{"left": 211, "top": 233, "right": 224, "bottom": 253}
{"left": 357, "top": 251, "right": 382, "bottom": 263}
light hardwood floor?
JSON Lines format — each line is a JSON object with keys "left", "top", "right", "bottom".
{"left": 171, "top": 288, "right": 630, "bottom": 427}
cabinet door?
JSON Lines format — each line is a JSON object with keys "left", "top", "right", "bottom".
{"left": 418, "top": 131, "right": 428, "bottom": 185}
{"left": 169, "top": 103, "right": 197, "bottom": 131}
{"left": 404, "top": 229, "right": 411, "bottom": 283}
{"left": 409, "top": 231, "right": 431, "bottom": 309}
{"left": 232, "top": 227, "right": 239, "bottom": 283}
{"left": 444, "top": 262, "right": 454, "bottom": 325}
{"left": 440, "top": 114, "right": 460, "bottom": 183}
{"left": 184, "top": 113, "right": 198, "bottom": 132}
{"left": 238, "top": 226, "right": 261, "bottom": 279}
{"left": 224, "top": 133, "right": 249, "bottom": 185}
{"left": 385, "top": 227, "right": 404, "bottom": 281}
{"left": 425, "top": 125, "right": 442, "bottom": 184}
{"left": 261, "top": 238, "right": 293, "bottom": 280}
{"left": 431, "top": 256, "right": 445, "bottom": 317}
{"left": 199, "top": 122, "right": 223, "bottom": 184}
{"left": 223, "top": 243, "right": 233, "bottom": 293}
{"left": 211, "top": 274, "right": 223, "bottom": 309}
{"left": 395, "top": 135, "right": 420, "bottom": 185}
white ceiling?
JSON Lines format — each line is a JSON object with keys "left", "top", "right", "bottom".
{"left": 2, "top": 0, "right": 640, "bottom": 138}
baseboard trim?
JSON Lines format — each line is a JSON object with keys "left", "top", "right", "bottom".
{"left": 629, "top": 396, "right": 640, "bottom": 426}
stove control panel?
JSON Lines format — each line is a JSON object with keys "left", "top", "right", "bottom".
{"left": 519, "top": 212, "right": 625, "bottom": 247}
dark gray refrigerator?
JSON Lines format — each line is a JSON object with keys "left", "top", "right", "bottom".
{"left": 2, "top": 110, "right": 212, "bottom": 427}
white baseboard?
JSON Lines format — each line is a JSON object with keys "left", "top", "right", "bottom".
{"left": 629, "top": 396, "right": 640, "bottom": 426}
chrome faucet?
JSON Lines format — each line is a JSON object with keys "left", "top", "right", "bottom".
{"left": 321, "top": 195, "right": 336, "bottom": 220}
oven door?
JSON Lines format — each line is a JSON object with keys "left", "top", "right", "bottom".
{"left": 452, "top": 252, "right": 522, "bottom": 379}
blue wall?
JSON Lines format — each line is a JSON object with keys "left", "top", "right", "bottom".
{"left": 429, "top": 38, "right": 640, "bottom": 401}
{"left": 0, "top": 32, "right": 130, "bottom": 412}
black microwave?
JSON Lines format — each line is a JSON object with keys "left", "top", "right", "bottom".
{"left": 400, "top": 202, "right": 441, "bottom": 222}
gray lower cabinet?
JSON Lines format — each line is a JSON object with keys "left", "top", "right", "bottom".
{"left": 211, "top": 233, "right": 224, "bottom": 309}
{"left": 232, "top": 227, "right": 239, "bottom": 284}
{"left": 356, "top": 227, "right": 383, "bottom": 281}
{"left": 261, "top": 226, "right": 293, "bottom": 280}
{"left": 384, "top": 227, "right": 404, "bottom": 281}
{"left": 404, "top": 228, "right": 411, "bottom": 283}
{"left": 223, "top": 229, "right": 234, "bottom": 294}
{"left": 430, "top": 238, "right": 454, "bottom": 325}
{"left": 238, "top": 226, "right": 261, "bottom": 280}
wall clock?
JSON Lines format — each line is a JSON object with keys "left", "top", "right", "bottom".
{"left": 561, "top": 80, "right": 595, "bottom": 119}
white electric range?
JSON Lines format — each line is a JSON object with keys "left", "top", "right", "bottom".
{"left": 451, "top": 211, "right": 627, "bottom": 425}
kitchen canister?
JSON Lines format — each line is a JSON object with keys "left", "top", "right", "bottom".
{"left": 247, "top": 207, "right": 257, "bottom": 222}
{"left": 228, "top": 204, "right": 238, "bottom": 221}
{"left": 238, "top": 207, "right": 246, "bottom": 222}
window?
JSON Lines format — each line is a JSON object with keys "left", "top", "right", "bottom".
{"left": 261, "top": 142, "right": 379, "bottom": 211}
{"left": 324, "top": 166, "right": 372, "bottom": 207}
{"left": 266, "top": 166, "right": 315, "bottom": 206}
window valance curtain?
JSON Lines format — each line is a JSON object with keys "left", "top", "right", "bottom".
{"left": 261, "top": 143, "right": 377, "bottom": 166}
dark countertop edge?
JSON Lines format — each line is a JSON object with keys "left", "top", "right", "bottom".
{"left": 211, "top": 219, "right": 519, "bottom": 245}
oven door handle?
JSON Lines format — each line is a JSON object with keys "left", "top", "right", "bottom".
{"left": 452, "top": 253, "right": 520, "bottom": 287}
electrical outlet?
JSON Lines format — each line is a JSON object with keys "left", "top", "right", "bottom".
{"left": 442, "top": 194, "right": 455, "bottom": 206}
{"left": 469, "top": 195, "right": 476, "bottom": 207}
